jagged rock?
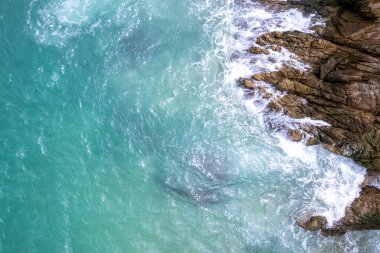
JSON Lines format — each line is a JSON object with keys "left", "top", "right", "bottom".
{"left": 341, "top": 0, "right": 380, "bottom": 19}
{"left": 239, "top": 77, "right": 256, "bottom": 89}
{"left": 270, "top": 45, "right": 282, "bottom": 52}
{"left": 288, "top": 129, "right": 304, "bottom": 142}
{"left": 250, "top": 29, "right": 380, "bottom": 170}
{"left": 323, "top": 10, "right": 380, "bottom": 55}
{"left": 239, "top": 0, "right": 380, "bottom": 235}
{"left": 248, "top": 46, "right": 270, "bottom": 55}
{"left": 300, "top": 186, "right": 380, "bottom": 236}
{"left": 320, "top": 57, "right": 340, "bottom": 80}
{"left": 298, "top": 215, "right": 328, "bottom": 231}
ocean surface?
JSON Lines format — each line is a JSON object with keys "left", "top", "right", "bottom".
{"left": 1, "top": 0, "right": 379, "bottom": 252}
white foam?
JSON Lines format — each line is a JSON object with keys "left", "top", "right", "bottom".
{"left": 26, "top": 0, "right": 125, "bottom": 46}
{"left": 27, "top": 0, "right": 85, "bottom": 46}
{"left": 221, "top": 1, "right": 324, "bottom": 79}
{"left": 290, "top": 117, "right": 331, "bottom": 127}
{"left": 316, "top": 161, "right": 366, "bottom": 226}
{"left": 56, "top": 0, "right": 91, "bottom": 25}
{"left": 224, "top": 59, "right": 252, "bottom": 84}
{"left": 278, "top": 135, "right": 317, "bottom": 164}
{"left": 214, "top": 0, "right": 366, "bottom": 227}
{"left": 37, "top": 134, "right": 46, "bottom": 155}
{"left": 277, "top": 135, "right": 366, "bottom": 225}
{"left": 367, "top": 176, "right": 380, "bottom": 189}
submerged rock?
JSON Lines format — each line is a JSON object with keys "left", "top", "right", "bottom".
{"left": 239, "top": 0, "right": 380, "bottom": 234}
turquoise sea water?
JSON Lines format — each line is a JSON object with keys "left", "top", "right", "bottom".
{"left": 1, "top": 0, "right": 380, "bottom": 252}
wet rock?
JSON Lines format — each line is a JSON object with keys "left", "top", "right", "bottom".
{"left": 239, "top": 77, "right": 256, "bottom": 89}
{"left": 238, "top": 0, "right": 380, "bottom": 235}
{"left": 288, "top": 129, "right": 303, "bottom": 142}
{"left": 362, "top": 169, "right": 380, "bottom": 186}
{"left": 270, "top": 45, "right": 282, "bottom": 52}
{"left": 298, "top": 215, "right": 328, "bottom": 231}
{"left": 300, "top": 186, "right": 380, "bottom": 236}
{"left": 248, "top": 46, "right": 270, "bottom": 55}
{"left": 306, "top": 136, "right": 320, "bottom": 146}
{"left": 248, "top": 29, "right": 380, "bottom": 170}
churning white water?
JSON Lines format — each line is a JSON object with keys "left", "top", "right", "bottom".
{"left": 1, "top": 0, "right": 379, "bottom": 252}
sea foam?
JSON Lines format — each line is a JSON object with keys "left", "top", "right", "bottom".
{"left": 215, "top": 0, "right": 366, "bottom": 226}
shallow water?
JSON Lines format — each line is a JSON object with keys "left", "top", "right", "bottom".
{"left": 1, "top": 0, "right": 379, "bottom": 252}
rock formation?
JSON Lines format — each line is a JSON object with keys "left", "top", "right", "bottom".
{"left": 240, "top": 0, "right": 380, "bottom": 235}
{"left": 298, "top": 186, "right": 380, "bottom": 236}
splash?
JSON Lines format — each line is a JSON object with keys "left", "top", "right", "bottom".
{"left": 209, "top": 0, "right": 366, "bottom": 228}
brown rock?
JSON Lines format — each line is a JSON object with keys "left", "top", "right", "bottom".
{"left": 244, "top": 79, "right": 256, "bottom": 89}
{"left": 288, "top": 130, "right": 304, "bottom": 142}
{"left": 299, "top": 186, "right": 380, "bottom": 236}
{"left": 238, "top": 78, "right": 257, "bottom": 89}
{"left": 322, "top": 186, "right": 380, "bottom": 235}
{"left": 249, "top": 29, "right": 380, "bottom": 170}
{"left": 270, "top": 45, "right": 282, "bottom": 52}
{"left": 320, "top": 57, "right": 340, "bottom": 80}
{"left": 341, "top": 0, "right": 380, "bottom": 19}
{"left": 298, "top": 215, "right": 328, "bottom": 231}
{"left": 249, "top": 46, "right": 270, "bottom": 55}
{"left": 237, "top": 0, "right": 380, "bottom": 236}
{"left": 306, "top": 136, "right": 320, "bottom": 146}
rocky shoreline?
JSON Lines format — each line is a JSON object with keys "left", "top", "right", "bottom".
{"left": 239, "top": 0, "right": 380, "bottom": 235}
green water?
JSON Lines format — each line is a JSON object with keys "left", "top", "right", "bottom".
{"left": 1, "top": 0, "right": 379, "bottom": 252}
